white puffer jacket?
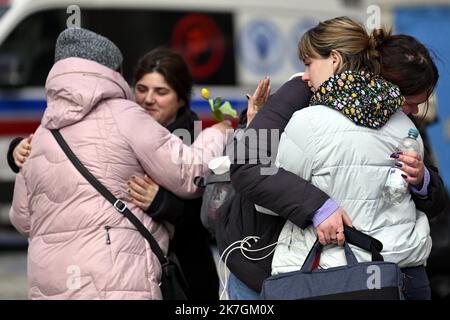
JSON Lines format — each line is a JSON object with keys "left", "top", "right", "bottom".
{"left": 271, "top": 106, "right": 432, "bottom": 275}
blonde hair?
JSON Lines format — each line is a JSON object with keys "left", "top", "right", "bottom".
{"left": 299, "top": 16, "right": 386, "bottom": 74}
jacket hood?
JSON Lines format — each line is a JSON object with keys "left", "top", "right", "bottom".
{"left": 310, "top": 70, "right": 404, "bottom": 129}
{"left": 41, "top": 57, "right": 134, "bottom": 129}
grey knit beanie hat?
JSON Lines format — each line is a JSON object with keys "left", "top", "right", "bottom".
{"left": 54, "top": 28, "right": 123, "bottom": 71}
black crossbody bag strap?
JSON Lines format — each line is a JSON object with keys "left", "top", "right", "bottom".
{"left": 50, "top": 129, "right": 167, "bottom": 266}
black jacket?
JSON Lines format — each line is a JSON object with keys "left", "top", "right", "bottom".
{"left": 7, "top": 137, "right": 23, "bottom": 174}
{"left": 230, "top": 78, "right": 329, "bottom": 229}
{"left": 410, "top": 117, "right": 448, "bottom": 217}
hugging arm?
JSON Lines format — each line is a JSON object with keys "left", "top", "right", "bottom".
{"left": 145, "top": 188, "right": 185, "bottom": 224}
{"left": 412, "top": 161, "right": 449, "bottom": 218}
{"left": 230, "top": 78, "right": 331, "bottom": 229}
{"left": 7, "top": 137, "right": 25, "bottom": 173}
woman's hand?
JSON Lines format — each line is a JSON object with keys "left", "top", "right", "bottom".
{"left": 127, "top": 174, "right": 160, "bottom": 211}
{"left": 246, "top": 76, "right": 270, "bottom": 127}
{"left": 13, "top": 134, "right": 33, "bottom": 169}
{"left": 392, "top": 151, "right": 425, "bottom": 188}
{"left": 315, "top": 208, "right": 353, "bottom": 246}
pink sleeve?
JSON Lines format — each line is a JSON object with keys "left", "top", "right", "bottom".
{"left": 116, "top": 106, "right": 226, "bottom": 199}
{"left": 9, "top": 172, "right": 31, "bottom": 236}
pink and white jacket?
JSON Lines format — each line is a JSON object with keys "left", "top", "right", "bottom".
{"left": 9, "top": 57, "right": 226, "bottom": 300}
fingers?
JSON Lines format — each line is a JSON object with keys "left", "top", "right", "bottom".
{"left": 401, "top": 173, "right": 423, "bottom": 187}
{"left": 323, "top": 230, "right": 331, "bottom": 245}
{"left": 246, "top": 94, "right": 255, "bottom": 112}
{"left": 394, "top": 152, "right": 424, "bottom": 186}
{"left": 254, "top": 77, "right": 269, "bottom": 94}
{"left": 336, "top": 229, "right": 345, "bottom": 247}
{"left": 316, "top": 222, "right": 332, "bottom": 246}
{"left": 264, "top": 84, "right": 271, "bottom": 102}
{"left": 257, "top": 77, "right": 270, "bottom": 103}
{"left": 341, "top": 210, "right": 353, "bottom": 227}
{"left": 397, "top": 154, "right": 421, "bottom": 169}
{"left": 252, "top": 77, "right": 270, "bottom": 108}
{"left": 317, "top": 230, "right": 326, "bottom": 246}
{"left": 130, "top": 175, "right": 149, "bottom": 189}
{"left": 330, "top": 219, "right": 344, "bottom": 246}
{"left": 18, "top": 141, "right": 30, "bottom": 153}
{"left": 143, "top": 174, "right": 155, "bottom": 185}
{"left": 18, "top": 147, "right": 29, "bottom": 157}
{"left": 394, "top": 152, "right": 422, "bottom": 175}
{"left": 128, "top": 197, "right": 149, "bottom": 211}
{"left": 399, "top": 165, "right": 420, "bottom": 179}
{"left": 246, "top": 94, "right": 257, "bottom": 127}
{"left": 259, "top": 77, "right": 270, "bottom": 94}
{"left": 253, "top": 79, "right": 262, "bottom": 99}
{"left": 127, "top": 175, "right": 159, "bottom": 211}
{"left": 26, "top": 133, "right": 34, "bottom": 144}
{"left": 21, "top": 142, "right": 31, "bottom": 152}
{"left": 14, "top": 156, "right": 25, "bottom": 168}
{"left": 397, "top": 150, "right": 421, "bottom": 161}
{"left": 316, "top": 208, "right": 351, "bottom": 247}
{"left": 13, "top": 137, "right": 32, "bottom": 168}
{"left": 127, "top": 187, "right": 148, "bottom": 204}
{"left": 128, "top": 178, "right": 147, "bottom": 196}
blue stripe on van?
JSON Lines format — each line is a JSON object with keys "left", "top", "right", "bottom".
{"left": 0, "top": 99, "right": 47, "bottom": 113}
{"left": 0, "top": 98, "right": 248, "bottom": 117}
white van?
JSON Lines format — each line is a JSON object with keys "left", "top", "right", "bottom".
{"left": 0, "top": 0, "right": 369, "bottom": 224}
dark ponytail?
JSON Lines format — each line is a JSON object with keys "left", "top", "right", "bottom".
{"left": 378, "top": 34, "right": 439, "bottom": 99}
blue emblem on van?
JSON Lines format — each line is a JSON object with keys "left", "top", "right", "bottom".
{"left": 238, "top": 20, "right": 284, "bottom": 75}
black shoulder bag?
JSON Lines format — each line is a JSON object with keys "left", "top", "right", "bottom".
{"left": 51, "top": 129, "right": 189, "bottom": 300}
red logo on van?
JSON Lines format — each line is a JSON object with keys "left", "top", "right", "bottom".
{"left": 171, "top": 13, "right": 225, "bottom": 80}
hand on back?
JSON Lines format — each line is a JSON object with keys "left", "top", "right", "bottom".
{"left": 13, "top": 134, "right": 33, "bottom": 169}
{"left": 315, "top": 207, "right": 353, "bottom": 247}
{"left": 127, "top": 174, "right": 160, "bottom": 210}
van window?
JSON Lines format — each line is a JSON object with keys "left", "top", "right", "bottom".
{"left": 0, "top": 8, "right": 235, "bottom": 87}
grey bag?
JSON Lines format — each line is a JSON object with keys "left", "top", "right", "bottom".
{"left": 261, "top": 239, "right": 404, "bottom": 300}
{"left": 194, "top": 172, "right": 235, "bottom": 238}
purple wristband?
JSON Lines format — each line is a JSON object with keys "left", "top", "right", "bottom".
{"left": 312, "top": 199, "right": 339, "bottom": 228}
{"left": 410, "top": 167, "right": 430, "bottom": 197}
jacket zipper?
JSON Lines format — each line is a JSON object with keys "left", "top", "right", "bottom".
{"left": 104, "top": 225, "right": 138, "bottom": 245}
{"left": 105, "top": 226, "right": 111, "bottom": 245}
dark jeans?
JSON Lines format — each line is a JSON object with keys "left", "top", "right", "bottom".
{"left": 228, "top": 273, "right": 260, "bottom": 300}
{"left": 401, "top": 266, "right": 431, "bottom": 300}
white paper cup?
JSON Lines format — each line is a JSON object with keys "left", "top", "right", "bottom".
{"left": 208, "top": 156, "right": 231, "bottom": 175}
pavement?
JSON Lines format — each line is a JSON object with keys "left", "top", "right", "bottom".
{"left": 0, "top": 250, "right": 28, "bottom": 300}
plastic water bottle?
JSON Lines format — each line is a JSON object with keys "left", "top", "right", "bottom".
{"left": 382, "top": 128, "right": 420, "bottom": 205}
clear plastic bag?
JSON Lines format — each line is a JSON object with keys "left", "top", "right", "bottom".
{"left": 194, "top": 172, "right": 235, "bottom": 238}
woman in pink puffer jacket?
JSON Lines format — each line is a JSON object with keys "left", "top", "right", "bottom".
{"left": 9, "top": 28, "right": 228, "bottom": 300}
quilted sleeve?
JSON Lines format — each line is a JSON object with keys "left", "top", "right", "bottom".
{"left": 9, "top": 172, "right": 31, "bottom": 236}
